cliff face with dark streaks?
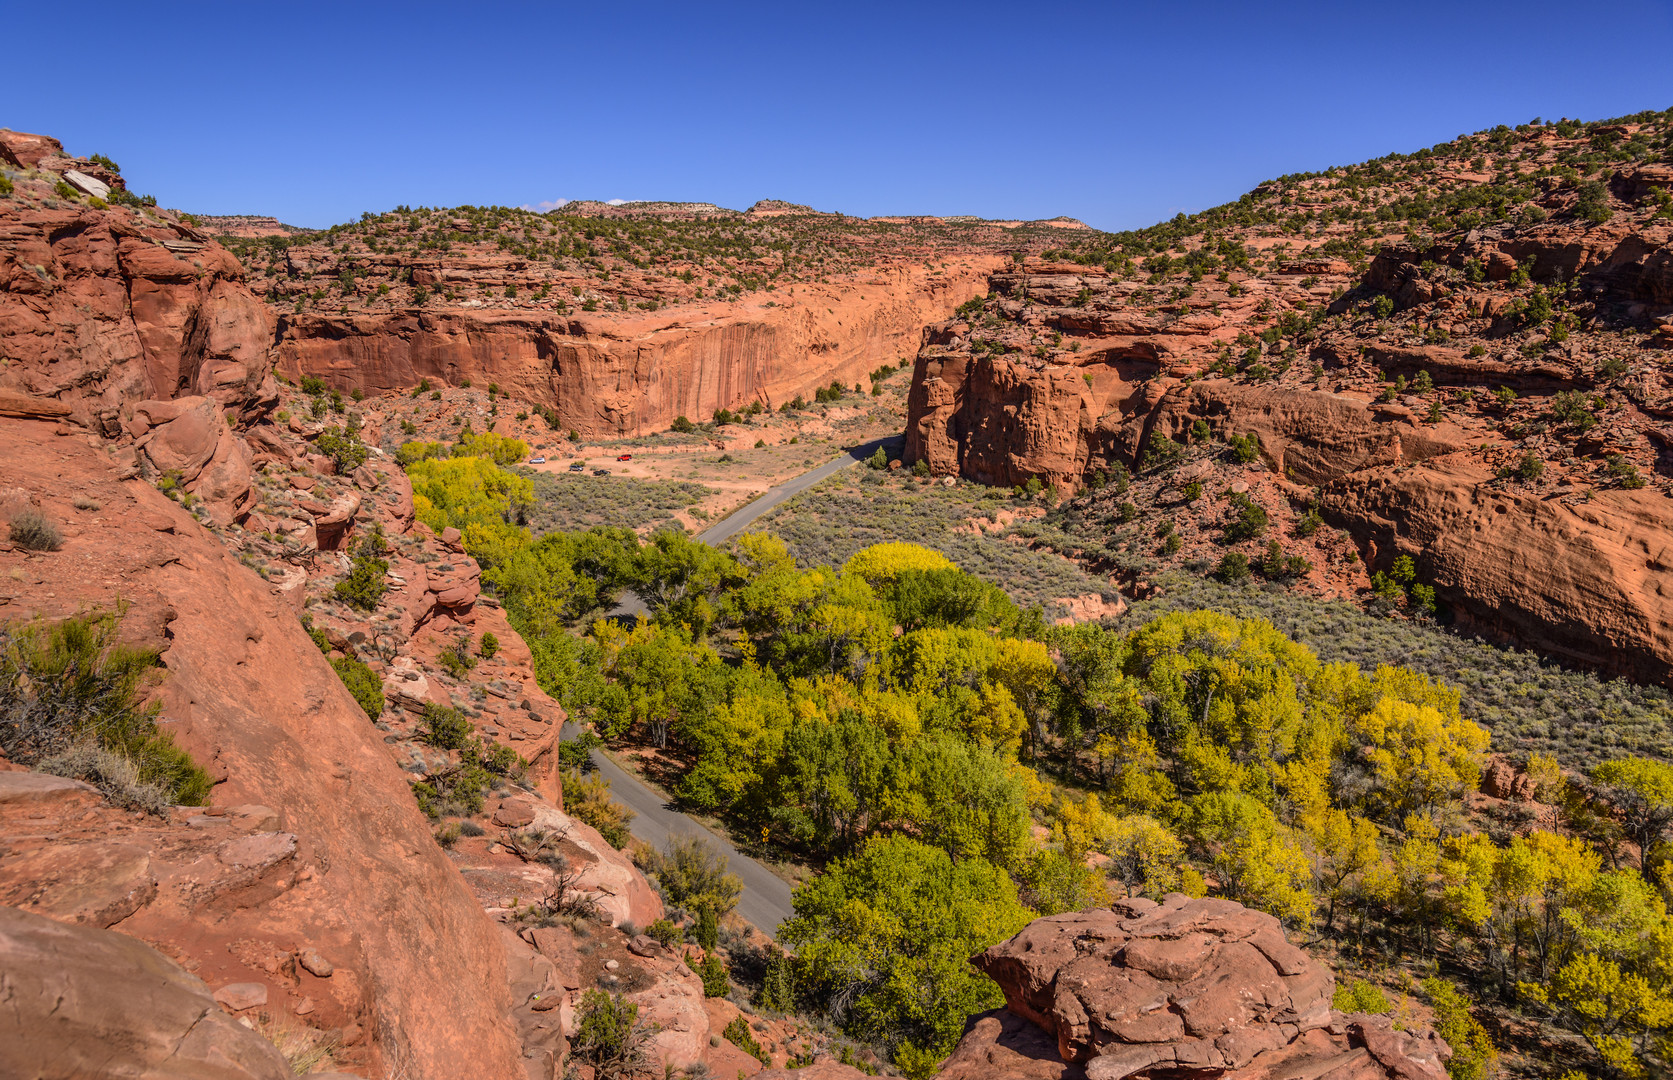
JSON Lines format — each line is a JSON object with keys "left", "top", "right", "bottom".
{"left": 274, "top": 259, "right": 1000, "bottom": 435}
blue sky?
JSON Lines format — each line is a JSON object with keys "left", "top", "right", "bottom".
{"left": 7, "top": 1, "right": 1670, "bottom": 231}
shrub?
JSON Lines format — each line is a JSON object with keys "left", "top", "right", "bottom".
{"left": 757, "top": 949, "right": 796, "bottom": 1012}
{"left": 1421, "top": 978, "right": 1497, "bottom": 1080}
{"left": 571, "top": 990, "right": 651, "bottom": 1079}
{"left": 1333, "top": 978, "right": 1391, "bottom": 1014}
{"left": 1226, "top": 433, "right": 1260, "bottom": 464}
{"left": 331, "top": 655, "right": 384, "bottom": 720}
{"left": 1576, "top": 180, "right": 1612, "bottom": 224}
{"left": 694, "top": 903, "right": 719, "bottom": 951}
{"left": 333, "top": 550, "right": 388, "bottom": 611}
{"left": 564, "top": 768, "right": 635, "bottom": 848}
{"left": 479, "top": 632, "right": 500, "bottom": 659}
{"left": 1, "top": 612, "right": 211, "bottom": 807}
{"left": 39, "top": 739, "right": 174, "bottom": 815}
{"left": 1222, "top": 493, "right": 1269, "bottom": 542}
{"left": 1607, "top": 454, "right": 1648, "bottom": 489}
{"left": 1504, "top": 452, "right": 1544, "bottom": 482}
{"left": 1550, "top": 390, "right": 1597, "bottom": 431}
{"left": 868, "top": 447, "right": 889, "bottom": 470}
{"left": 437, "top": 634, "right": 477, "bottom": 679}
{"left": 1182, "top": 481, "right": 1203, "bottom": 502}
{"left": 1215, "top": 552, "right": 1251, "bottom": 583}
{"left": 723, "top": 1016, "right": 769, "bottom": 1064}
{"left": 558, "top": 730, "right": 602, "bottom": 773}
{"left": 1143, "top": 431, "right": 1184, "bottom": 472}
{"left": 314, "top": 427, "right": 368, "bottom": 474}
{"left": 9, "top": 509, "right": 62, "bottom": 551}
{"left": 646, "top": 918, "right": 682, "bottom": 947}
{"left": 421, "top": 703, "right": 473, "bottom": 750}
{"left": 692, "top": 949, "right": 729, "bottom": 998}
{"left": 648, "top": 834, "right": 743, "bottom": 915}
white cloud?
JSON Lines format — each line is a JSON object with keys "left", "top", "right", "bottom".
{"left": 606, "top": 199, "right": 627, "bottom": 206}
{"left": 521, "top": 198, "right": 572, "bottom": 212}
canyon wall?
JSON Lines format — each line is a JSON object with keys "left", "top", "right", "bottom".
{"left": 903, "top": 215, "right": 1673, "bottom": 684}
{"left": 275, "top": 259, "right": 1000, "bottom": 436}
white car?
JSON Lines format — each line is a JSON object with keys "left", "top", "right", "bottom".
{"left": 528, "top": 456, "right": 546, "bottom": 465}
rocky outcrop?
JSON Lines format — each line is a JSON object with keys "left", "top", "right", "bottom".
{"left": 0, "top": 188, "right": 276, "bottom": 424}
{"left": 275, "top": 259, "right": 998, "bottom": 437}
{"left": 1321, "top": 455, "right": 1673, "bottom": 681}
{"left": 944, "top": 896, "right": 1450, "bottom": 1080}
{"left": 903, "top": 182, "right": 1673, "bottom": 685}
{"left": 0, "top": 417, "right": 525, "bottom": 1080}
{"left": 0, "top": 904, "right": 293, "bottom": 1080}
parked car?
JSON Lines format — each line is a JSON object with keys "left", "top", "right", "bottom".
{"left": 568, "top": 461, "right": 585, "bottom": 472}
{"left": 592, "top": 468, "right": 610, "bottom": 476}
{"left": 528, "top": 456, "right": 546, "bottom": 464}
{"left": 617, "top": 453, "right": 632, "bottom": 461}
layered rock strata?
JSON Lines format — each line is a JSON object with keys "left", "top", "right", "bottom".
{"left": 941, "top": 896, "right": 1450, "bottom": 1080}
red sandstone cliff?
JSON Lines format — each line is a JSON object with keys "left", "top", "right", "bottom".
{"left": 902, "top": 118, "right": 1673, "bottom": 684}
{"left": 274, "top": 259, "right": 1001, "bottom": 435}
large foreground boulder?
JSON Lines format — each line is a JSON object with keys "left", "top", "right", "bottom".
{"left": 947, "top": 895, "right": 1450, "bottom": 1080}
{"left": 0, "top": 904, "right": 291, "bottom": 1080}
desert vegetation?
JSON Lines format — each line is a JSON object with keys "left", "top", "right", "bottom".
{"left": 390, "top": 436, "right": 1673, "bottom": 1077}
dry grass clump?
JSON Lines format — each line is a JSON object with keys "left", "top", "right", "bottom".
{"left": 8, "top": 509, "right": 61, "bottom": 551}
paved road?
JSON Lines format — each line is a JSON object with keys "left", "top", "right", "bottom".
{"left": 695, "top": 433, "right": 903, "bottom": 546}
{"left": 568, "top": 432, "right": 904, "bottom": 937}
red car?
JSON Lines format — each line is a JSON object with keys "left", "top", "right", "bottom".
{"left": 617, "top": 453, "right": 632, "bottom": 462}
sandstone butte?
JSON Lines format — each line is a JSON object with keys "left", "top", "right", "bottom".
{"left": 904, "top": 118, "right": 1673, "bottom": 684}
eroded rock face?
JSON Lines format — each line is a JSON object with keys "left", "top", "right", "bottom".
{"left": 951, "top": 896, "right": 1449, "bottom": 1080}
{"left": 1321, "top": 455, "right": 1673, "bottom": 681}
{"left": 0, "top": 196, "right": 276, "bottom": 422}
{"left": 0, "top": 904, "right": 292, "bottom": 1080}
{"left": 0, "top": 417, "right": 526, "bottom": 1080}
{"left": 274, "top": 259, "right": 997, "bottom": 438}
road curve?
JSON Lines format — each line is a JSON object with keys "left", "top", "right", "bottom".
{"left": 568, "top": 432, "right": 904, "bottom": 937}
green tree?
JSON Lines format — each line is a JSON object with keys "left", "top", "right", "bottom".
{"left": 780, "top": 835, "right": 1035, "bottom": 1063}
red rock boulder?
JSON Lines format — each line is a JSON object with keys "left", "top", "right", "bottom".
{"left": 952, "top": 895, "right": 1450, "bottom": 1080}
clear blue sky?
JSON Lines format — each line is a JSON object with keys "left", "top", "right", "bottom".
{"left": 8, "top": 1, "right": 1670, "bottom": 232}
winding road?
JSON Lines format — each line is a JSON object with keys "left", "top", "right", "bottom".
{"left": 562, "top": 433, "right": 903, "bottom": 937}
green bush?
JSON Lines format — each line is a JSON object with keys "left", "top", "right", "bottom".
{"left": 1143, "top": 431, "right": 1184, "bottom": 472}
{"left": 1226, "top": 432, "right": 1260, "bottom": 464}
{"left": 479, "top": 632, "right": 500, "bottom": 659}
{"left": 648, "top": 835, "right": 743, "bottom": 915}
{"left": 1333, "top": 978, "right": 1391, "bottom": 1014}
{"left": 1422, "top": 978, "right": 1497, "bottom": 1080}
{"left": 421, "top": 703, "right": 473, "bottom": 749}
{"left": 333, "top": 550, "right": 388, "bottom": 611}
{"left": 571, "top": 990, "right": 651, "bottom": 1078}
{"left": 1, "top": 612, "right": 211, "bottom": 808}
{"left": 723, "top": 1016, "right": 769, "bottom": 1064}
{"left": 1222, "top": 493, "right": 1269, "bottom": 542}
{"left": 438, "top": 634, "right": 477, "bottom": 679}
{"left": 315, "top": 427, "right": 368, "bottom": 473}
{"left": 646, "top": 918, "right": 682, "bottom": 947}
{"left": 690, "top": 949, "right": 729, "bottom": 997}
{"left": 1215, "top": 552, "right": 1252, "bottom": 583}
{"left": 331, "top": 655, "right": 384, "bottom": 720}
